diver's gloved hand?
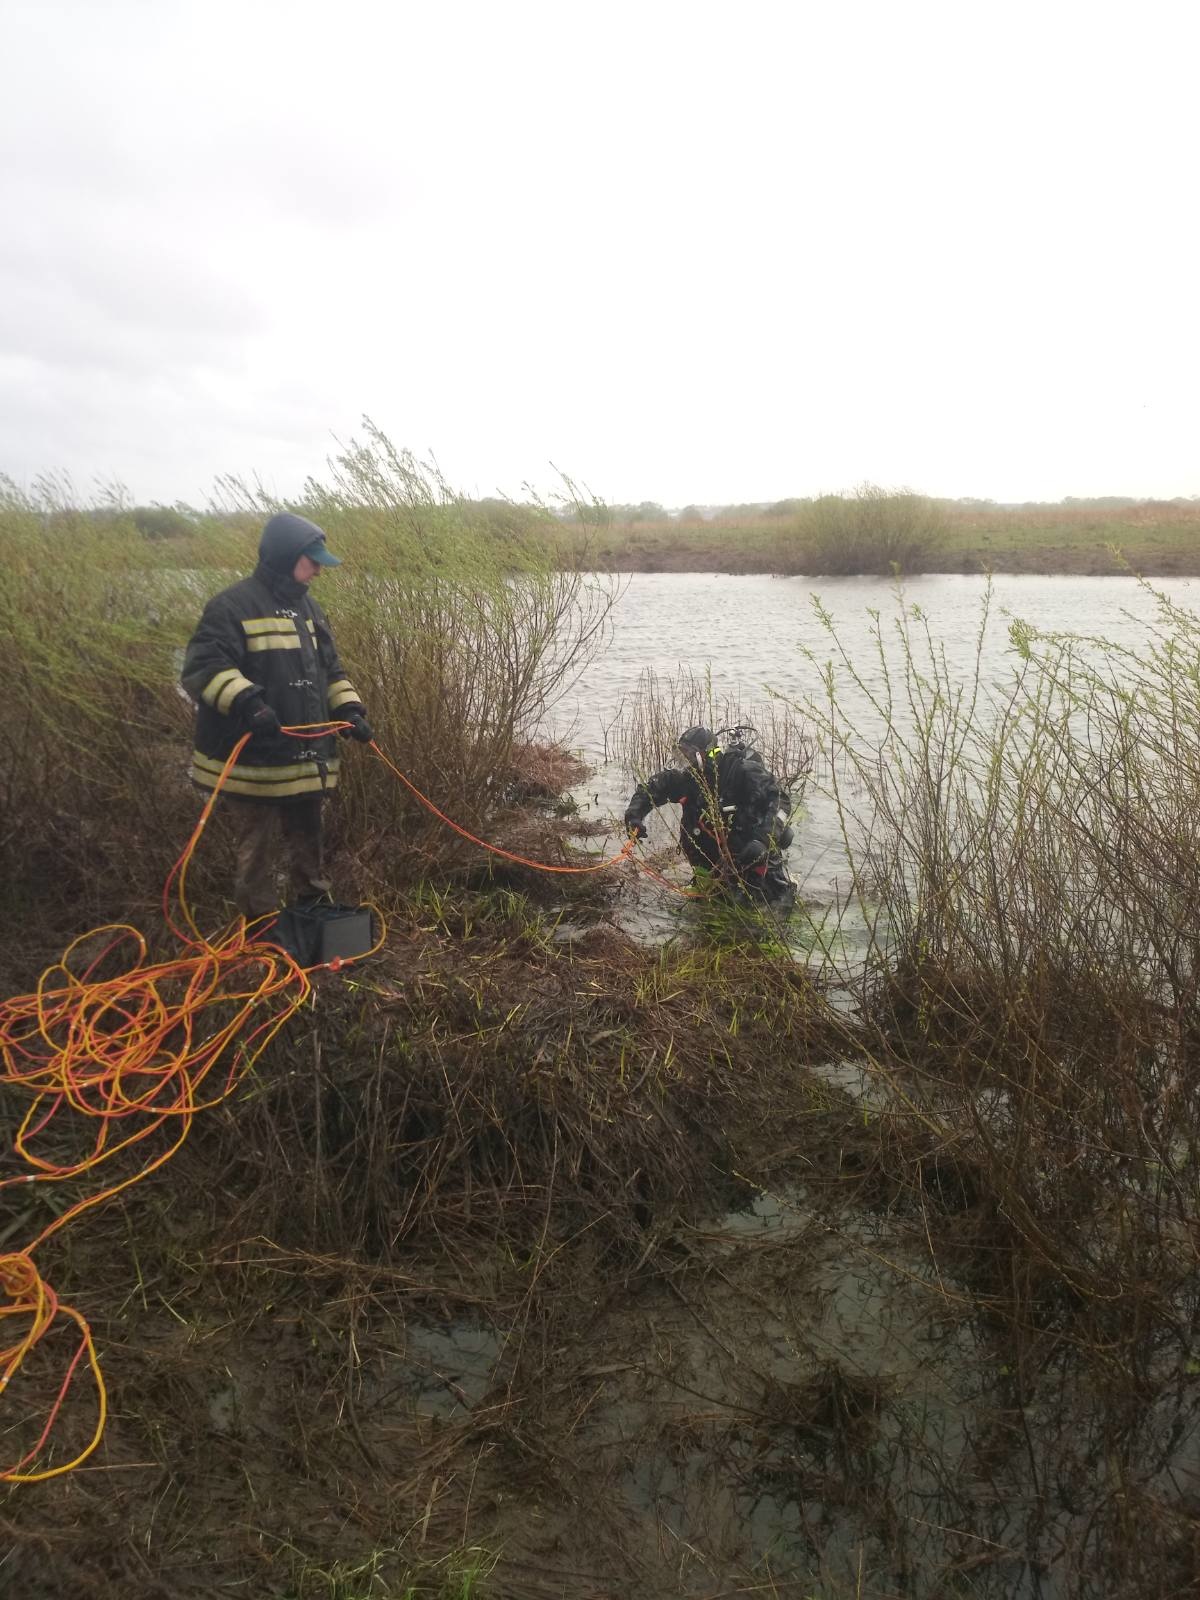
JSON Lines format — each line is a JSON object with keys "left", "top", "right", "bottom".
{"left": 340, "top": 710, "right": 375, "bottom": 744}
{"left": 625, "top": 818, "right": 648, "bottom": 841}
{"left": 242, "top": 697, "right": 282, "bottom": 740}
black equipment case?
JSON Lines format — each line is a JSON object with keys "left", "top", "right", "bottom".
{"left": 268, "top": 901, "right": 376, "bottom": 967}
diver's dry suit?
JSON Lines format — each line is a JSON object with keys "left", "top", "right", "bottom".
{"left": 623, "top": 737, "right": 795, "bottom": 908}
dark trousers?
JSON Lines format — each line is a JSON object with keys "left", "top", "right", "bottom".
{"left": 226, "top": 795, "right": 331, "bottom": 920}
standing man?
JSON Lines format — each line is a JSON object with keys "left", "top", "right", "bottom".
{"left": 181, "top": 511, "right": 373, "bottom": 923}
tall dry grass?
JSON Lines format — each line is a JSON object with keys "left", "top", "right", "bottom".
{"left": 0, "top": 476, "right": 198, "bottom": 940}
{"left": 607, "top": 664, "right": 814, "bottom": 796}
{"left": 0, "top": 436, "right": 615, "bottom": 948}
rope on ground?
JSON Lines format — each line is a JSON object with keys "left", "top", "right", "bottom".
{"left": 0, "top": 731, "right": 318, "bottom": 1481}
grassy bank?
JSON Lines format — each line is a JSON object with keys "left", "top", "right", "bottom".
{"left": 8, "top": 461, "right": 1199, "bottom": 589}
{"left": 1, "top": 890, "right": 857, "bottom": 1598}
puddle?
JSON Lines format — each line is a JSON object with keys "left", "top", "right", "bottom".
{"left": 808, "top": 1053, "right": 892, "bottom": 1109}
{"left": 374, "top": 1321, "right": 503, "bottom": 1420}
{"left": 207, "top": 1385, "right": 238, "bottom": 1435}
{"left": 716, "top": 1186, "right": 814, "bottom": 1239}
{"left": 565, "top": 1208, "right": 1017, "bottom": 1595}
{"left": 625, "top": 1447, "right": 812, "bottom": 1572}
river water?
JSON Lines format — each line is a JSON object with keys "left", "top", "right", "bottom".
{"left": 557, "top": 572, "right": 1200, "bottom": 946}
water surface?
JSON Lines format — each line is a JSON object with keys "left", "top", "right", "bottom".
{"left": 558, "top": 572, "right": 1200, "bottom": 940}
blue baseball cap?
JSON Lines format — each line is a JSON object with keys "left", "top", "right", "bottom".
{"left": 259, "top": 512, "right": 342, "bottom": 572}
{"left": 301, "top": 535, "right": 341, "bottom": 567}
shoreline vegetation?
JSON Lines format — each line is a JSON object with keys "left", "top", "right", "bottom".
{"left": 560, "top": 486, "right": 1200, "bottom": 582}
{"left": 3, "top": 434, "right": 1200, "bottom": 1596}
{"left": 573, "top": 493, "right": 1200, "bottom": 576}
{"left": 6, "top": 460, "right": 1200, "bottom": 578}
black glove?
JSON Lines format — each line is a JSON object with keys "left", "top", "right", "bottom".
{"left": 625, "top": 817, "right": 648, "bottom": 840}
{"left": 242, "top": 697, "right": 282, "bottom": 739}
{"left": 339, "top": 710, "right": 374, "bottom": 744}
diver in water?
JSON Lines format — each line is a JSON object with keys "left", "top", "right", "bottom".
{"left": 623, "top": 725, "right": 796, "bottom": 911}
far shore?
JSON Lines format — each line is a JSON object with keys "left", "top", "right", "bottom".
{"left": 11, "top": 486, "right": 1200, "bottom": 578}
{"left": 569, "top": 500, "right": 1200, "bottom": 576}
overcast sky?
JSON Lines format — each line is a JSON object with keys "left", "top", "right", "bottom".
{"left": 3, "top": 0, "right": 1197, "bottom": 507}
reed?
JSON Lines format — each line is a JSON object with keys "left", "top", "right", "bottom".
{"left": 0, "top": 437, "right": 615, "bottom": 952}
{"left": 607, "top": 663, "right": 815, "bottom": 795}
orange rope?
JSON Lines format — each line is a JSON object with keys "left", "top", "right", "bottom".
{"left": 630, "top": 857, "right": 708, "bottom": 899}
{"left": 369, "top": 735, "right": 716, "bottom": 898}
{"left": 367, "top": 741, "right": 639, "bottom": 874}
{"left": 0, "top": 1256, "right": 106, "bottom": 1483}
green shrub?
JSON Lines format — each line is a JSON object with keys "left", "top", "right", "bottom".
{"left": 796, "top": 482, "right": 946, "bottom": 574}
{"left": 799, "top": 579, "right": 1200, "bottom": 1354}
{"left": 132, "top": 504, "right": 197, "bottom": 539}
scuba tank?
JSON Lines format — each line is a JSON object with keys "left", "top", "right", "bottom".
{"left": 712, "top": 725, "right": 797, "bottom": 911}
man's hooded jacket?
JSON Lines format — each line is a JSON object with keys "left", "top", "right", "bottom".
{"left": 181, "top": 514, "right": 365, "bottom": 801}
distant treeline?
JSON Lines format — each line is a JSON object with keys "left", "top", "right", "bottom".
{"left": 558, "top": 493, "right": 1200, "bottom": 525}
{"left": 553, "top": 487, "right": 1200, "bottom": 576}
{"left": 20, "top": 489, "right": 1199, "bottom": 543}
{"left": 8, "top": 451, "right": 1200, "bottom": 576}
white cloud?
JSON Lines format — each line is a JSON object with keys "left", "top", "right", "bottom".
{"left": 3, "top": 0, "right": 1199, "bottom": 504}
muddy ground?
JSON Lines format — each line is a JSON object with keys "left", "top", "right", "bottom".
{"left": 2, "top": 889, "right": 1199, "bottom": 1599}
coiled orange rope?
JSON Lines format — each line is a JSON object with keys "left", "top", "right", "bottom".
{"left": 0, "top": 730, "right": 326, "bottom": 1481}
